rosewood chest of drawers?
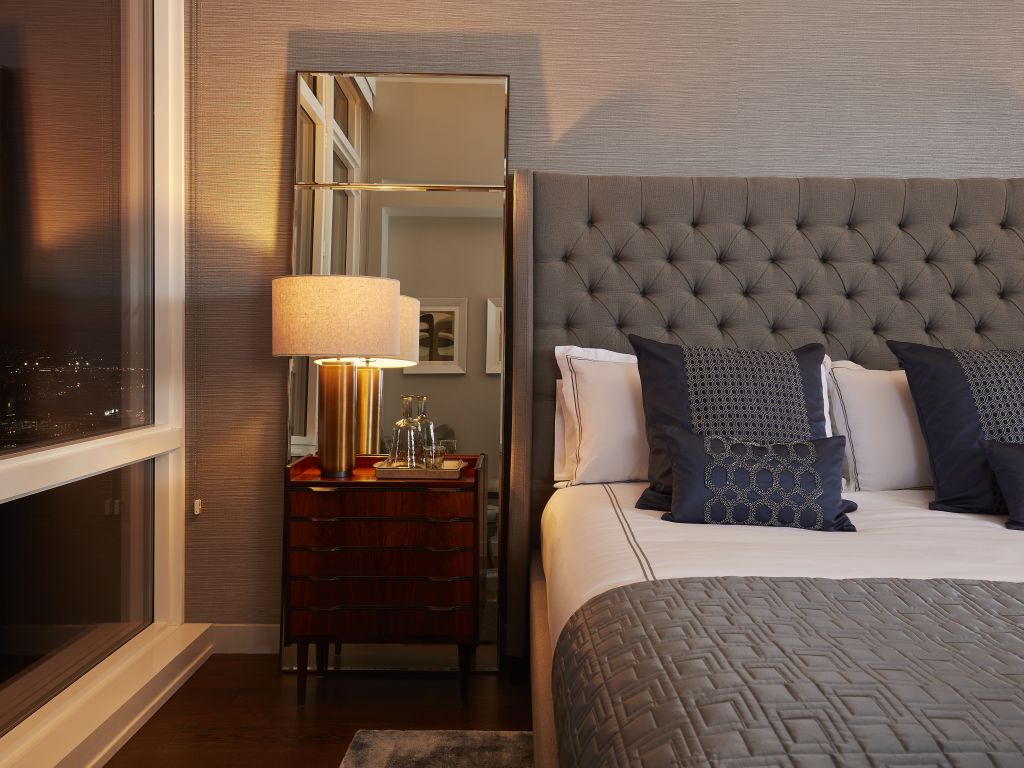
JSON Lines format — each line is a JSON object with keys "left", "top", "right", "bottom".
{"left": 282, "top": 454, "right": 485, "bottom": 704}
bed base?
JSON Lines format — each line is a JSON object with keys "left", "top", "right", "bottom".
{"left": 530, "top": 552, "right": 558, "bottom": 768}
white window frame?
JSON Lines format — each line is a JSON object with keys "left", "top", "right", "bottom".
{"left": 0, "top": 2, "right": 210, "bottom": 766}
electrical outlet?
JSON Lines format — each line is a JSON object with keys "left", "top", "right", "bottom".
{"left": 192, "top": 498, "right": 202, "bottom": 516}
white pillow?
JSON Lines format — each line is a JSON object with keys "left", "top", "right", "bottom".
{"left": 555, "top": 346, "right": 646, "bottom": 485}
{"left": 827, "top": 363, "right": 932, "bottom": 491}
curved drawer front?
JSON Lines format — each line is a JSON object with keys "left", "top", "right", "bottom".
{"left": 288, "top": 549, "right": 474, "bottom": 578}
{"left": 289, "top": 488, "right": 474, "bottom": 519}
{"left": 289, "top": 519, "right": 473, "bottom": 548}
{"left": 289, "top": 577, "right": 474, "bottom": 608}
{"left": 289, "top": 607, "right": 475, "bottom": 640}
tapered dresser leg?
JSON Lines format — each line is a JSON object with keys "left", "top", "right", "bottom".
{"left": 316, "top": 641, "right": 328, "bottom": 675}
{"left": 296, "top": 641, "right": 309, "bottom": 706}
{"left": 458, "top": 644, "right": 475, "bottom": 704}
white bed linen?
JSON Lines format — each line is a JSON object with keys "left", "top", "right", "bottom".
{"left": 541, "top": 482, "right": 1023, "bottom": 643}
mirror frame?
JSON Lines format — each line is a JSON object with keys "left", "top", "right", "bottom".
{"left": 287, "top": 71, "right": 513, "bottom": 668}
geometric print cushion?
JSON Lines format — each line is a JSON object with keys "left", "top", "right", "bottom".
{"left": 888, "top": 340, "right": 1024, "bottom": 515}
{"left": 662, "top": 425, "right": 856, "bottom": 532}
{"left": 630, "top": 335, "right": 829, "bottom": 512}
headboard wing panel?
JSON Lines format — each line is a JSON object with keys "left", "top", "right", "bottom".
{"left": 505, "top": 170, "right": 1024, "bottom": 657}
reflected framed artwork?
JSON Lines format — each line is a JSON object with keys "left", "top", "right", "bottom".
{"left": 406, "top": 298, "right": 467, "bottom": 374}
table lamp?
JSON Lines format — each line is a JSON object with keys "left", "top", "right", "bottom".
{"left": 272, "top": 275, "right": 401, "bottom": 477}
{"left": 344, "top": 295, "right": 421, "bottom": 454}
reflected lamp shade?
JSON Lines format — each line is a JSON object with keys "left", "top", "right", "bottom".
{"left": 271, "top": 275, "right": 401, "bottom": 359}
{"left": 344, "top": 295, "right": 421, "bottom": 368}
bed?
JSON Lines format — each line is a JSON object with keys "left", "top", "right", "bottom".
{"left": 507, "top": 172, "right": 1024, "bottom": 766}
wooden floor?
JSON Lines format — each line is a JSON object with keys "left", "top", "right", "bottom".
{"left": 107, "top": 654, "right": 532, "bottom": 768}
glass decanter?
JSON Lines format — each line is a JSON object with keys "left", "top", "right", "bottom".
{"left": 412, "top": 394, "right": 436, "bottom": 465}
{"left": 388, "top": 395, "right": 420, "bottom": 468}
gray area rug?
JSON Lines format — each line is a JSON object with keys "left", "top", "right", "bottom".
{"left": 340, "top": 729, "right": 533, "bottom": 768}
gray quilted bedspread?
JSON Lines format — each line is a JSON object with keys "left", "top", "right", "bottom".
{"left": 552, "top": 577, "right": 1024, "bottom": 767}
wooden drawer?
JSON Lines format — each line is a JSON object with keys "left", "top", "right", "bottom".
{"left": 289, "top": 488, "right": 474, "bottom": 520}
{"left": 289, "top": 578, "right": 474, "bottom": 608}
{"left": 289, "top": 519, "right": 473, "bottom": 549}
{"left": 289, "top": 549, "right": 474, "bottom": 578}
{"left": 289, "top": 606, "right": 475, "bottom": 641}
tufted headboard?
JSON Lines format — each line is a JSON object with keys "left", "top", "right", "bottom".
{"left": 504, "top": 170, "right": 1024, "bottom": 656}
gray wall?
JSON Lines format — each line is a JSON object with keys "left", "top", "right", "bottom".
{"left": 185, "top": 0, "right": 1024, "bottom": 626}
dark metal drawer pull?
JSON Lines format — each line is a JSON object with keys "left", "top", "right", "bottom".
{"left": 425, "top": 516, "right": 462, "bottom": 523}
{"left": 426, "top": 546, "right": 461, "bottom": 553}
{"left": 426, "top": 576, "right": 463, "bottom": 582}
{"left": 308, "top": 516, "right": 344, "bottom": 522}
{"left": 426, "top": 606, "right": 459, "bottom": 612}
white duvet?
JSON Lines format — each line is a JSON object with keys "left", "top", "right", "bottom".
{"left": 541, "top": 482, "right": 1024, "bottom": 643}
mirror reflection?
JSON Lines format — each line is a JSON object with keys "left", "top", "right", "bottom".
{"left": 288, "top": 73, "right": 508, "bottom": 673}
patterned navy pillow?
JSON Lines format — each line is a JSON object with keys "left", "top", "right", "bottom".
{"left": 628, "top": 335, "right": 829, "bottom": 511}
{"left": 662, "top": 426, "right": 856, "bottom": 531}
{"left": 982, "top": 441, "right": 1024, "bottom": 531}
{"left": 888, "top": 340, "right": 1024, "bottom": 515}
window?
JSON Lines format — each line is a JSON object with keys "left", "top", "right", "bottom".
{"left": 0, "top": 462, "right": 153, "bottom": 735}
{"left": 0, "top": 0, "right": 183, "bottom": 750}
{"left": 1, "top": 3, "right": 154, "bottom": 455}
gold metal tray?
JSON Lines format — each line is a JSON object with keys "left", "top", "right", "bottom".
{"left": 373, "top": 459, "right": 467, "bottom": 480}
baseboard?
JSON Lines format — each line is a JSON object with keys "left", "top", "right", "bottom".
{"left": 209, "top": 623, "right": 280, "bottom": 653}
{"left": 0, "top": 622, "right": 212, "bottom": 768}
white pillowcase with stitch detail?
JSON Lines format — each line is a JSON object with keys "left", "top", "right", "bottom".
{"left": 827, "top": 359, "right": 932, "bottom": 491}
{"left": 555, "top": 346, "right": 647, "bottom": 485}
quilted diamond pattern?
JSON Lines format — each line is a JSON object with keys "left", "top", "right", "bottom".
{"left": 553, "top": 577, "right": 1024, "bottom": 767}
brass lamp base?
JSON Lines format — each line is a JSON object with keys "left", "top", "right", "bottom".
{"left": 317, "top": 361, "right": 357, "bottom": 477}
{"left": 356, "top": 365, "right": 383, "bottom": 455}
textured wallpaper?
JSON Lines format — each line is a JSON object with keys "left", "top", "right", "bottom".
{"left": 185, "top": 0, "right": 1024, "bottom": 625}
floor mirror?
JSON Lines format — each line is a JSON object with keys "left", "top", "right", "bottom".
{"left": 283, "top": 72, "right": 509, "bottom": 673}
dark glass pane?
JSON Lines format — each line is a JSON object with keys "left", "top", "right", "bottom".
{"left": 333, "top": 78, "right": 349, "bottom": 134}
{"left": 295, "top": 108, "right": 315, "bottom": 184}
{"left": 0, "top": 0, "right": 154, "bottom": 455}
{"left": 0, "top": 461, "right": 154, "bottom": 736}
{"left": 331, "top": 190, "right": 349, "bottom": 274}
{"left": 292, "top": 189, "right": 315, "bottom": 274}
{"left": 332, "top": 151, "right": 349, "bottom": 184}
{"left": 289, "top": 358, "right": 309, "bottom": 444}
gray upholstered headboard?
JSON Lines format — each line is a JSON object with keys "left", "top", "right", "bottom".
{"left": 505, "top": 170, "right": 1024, "bottom": 657}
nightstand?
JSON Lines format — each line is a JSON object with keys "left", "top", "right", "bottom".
{"left": 282, "top": 454, "right": 485, "bottom": 704}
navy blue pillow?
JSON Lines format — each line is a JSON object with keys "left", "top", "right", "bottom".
{"left": 982, "top": 441, "right": 1024, "bottom": 531}
{"left": 888, "top": 340, "right": 1024, "bottom": 515}
{"left": 629, "top": 335, "right": 829, "bottom": 511}
{"left": 663, "top": 426, "right": 856, "bottom": 531}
